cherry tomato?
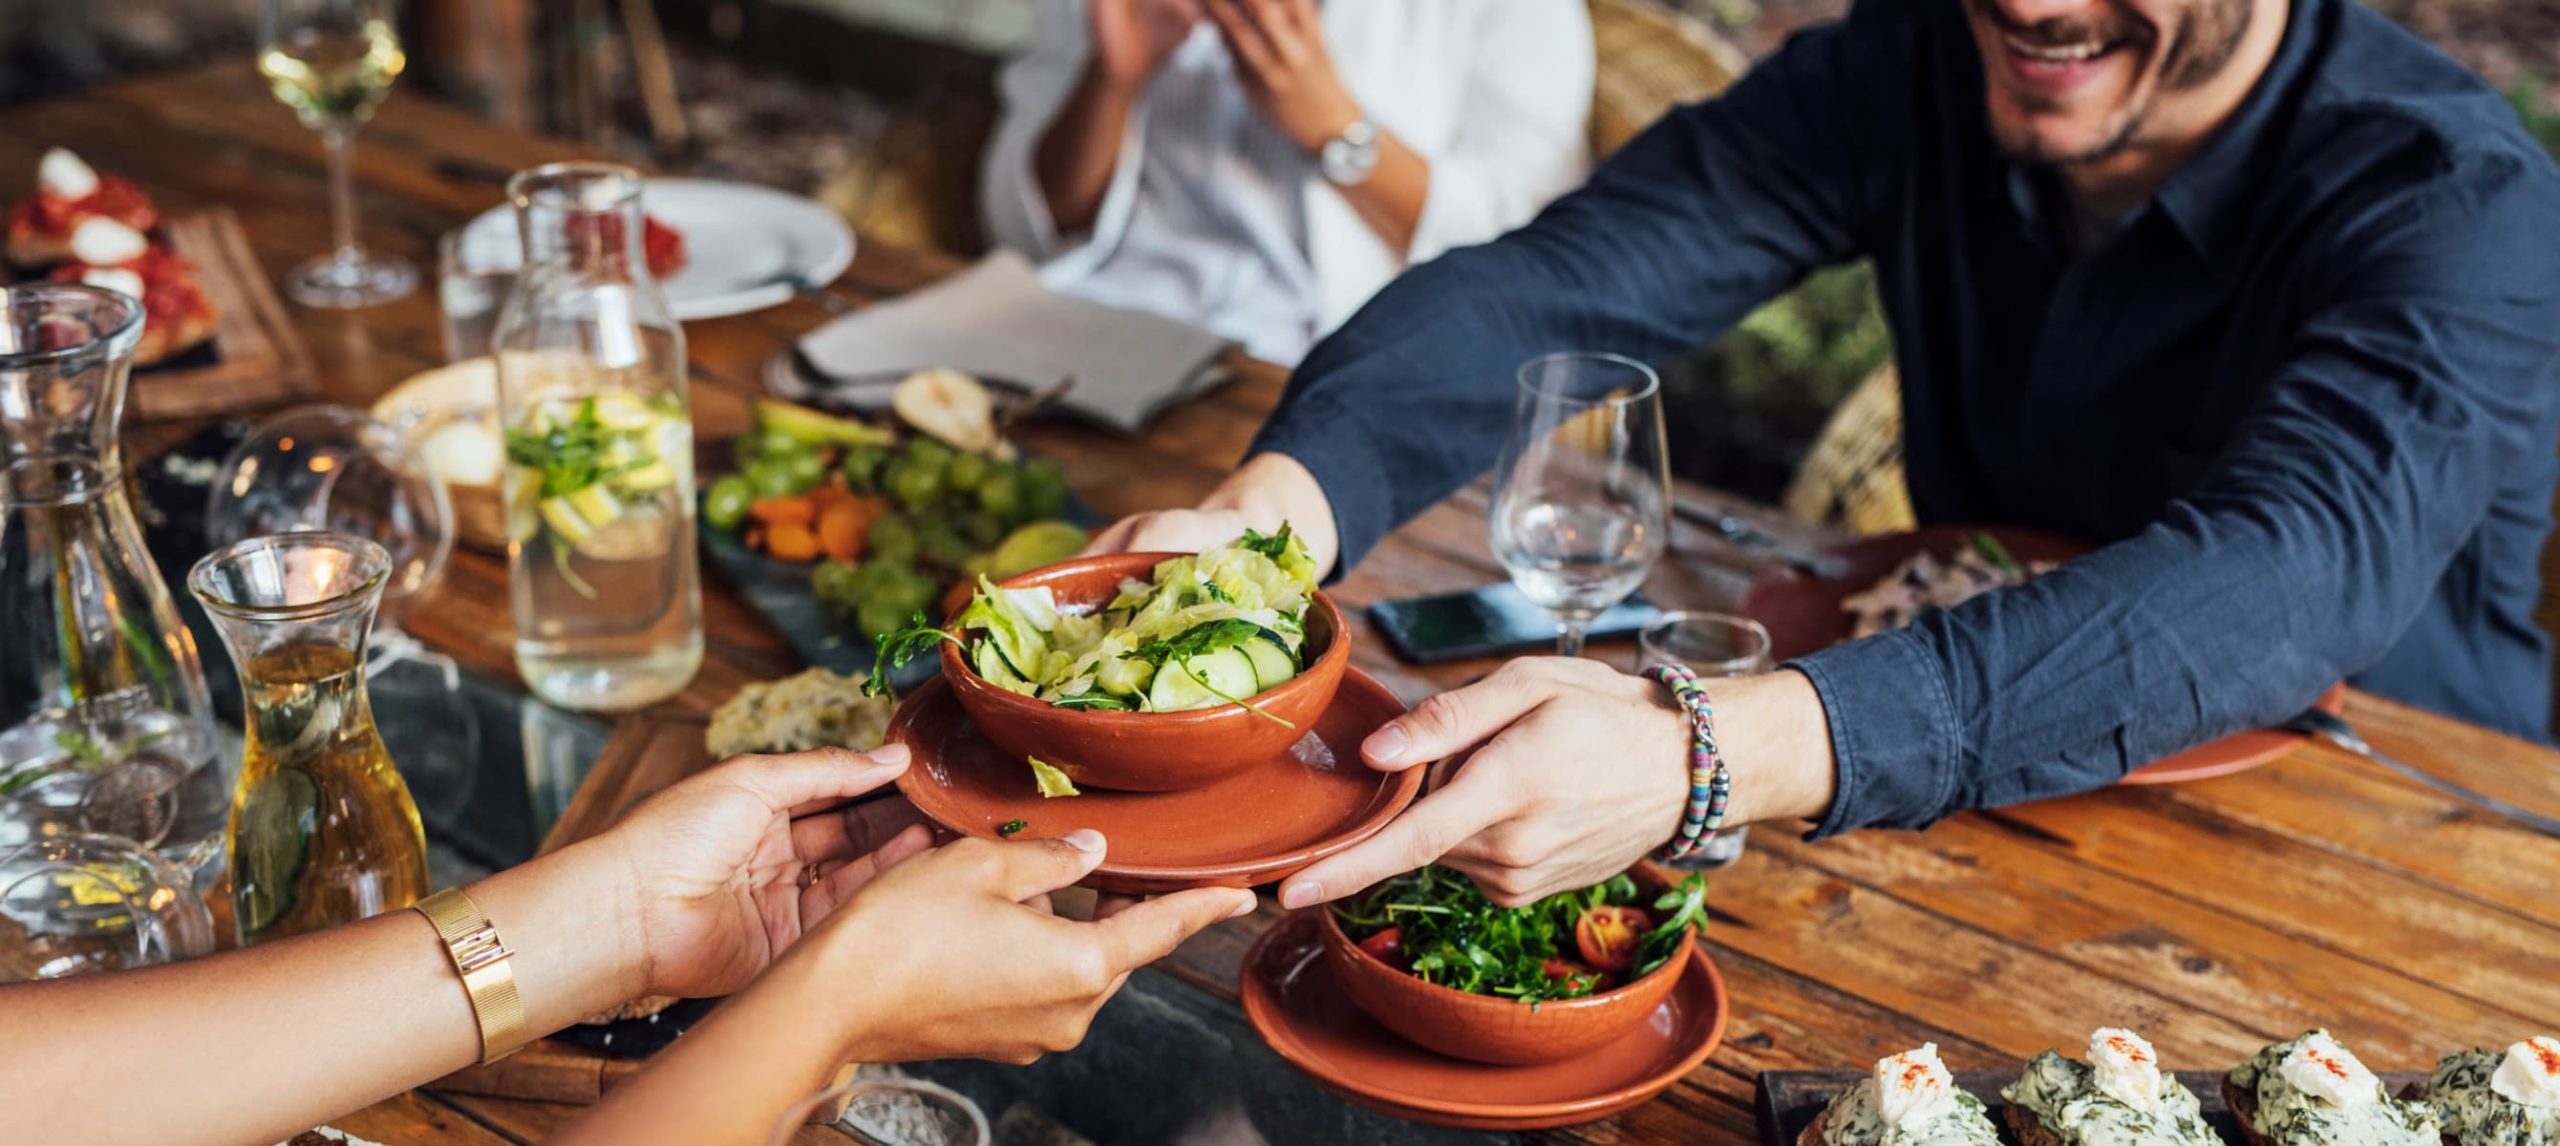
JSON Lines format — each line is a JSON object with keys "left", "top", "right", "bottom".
{"left": 1574, "top": 904, "right": 1653, "bottom": 974}
{"left": 1355, "top": 926, "right": 1404, "bottom": 968}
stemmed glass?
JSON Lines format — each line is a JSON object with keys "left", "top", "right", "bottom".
{"left": 257, "top": 0, "right": 417, "bottom": 308}
{"left": 1488, "top": 352, "right": 1671, "bottom": 657}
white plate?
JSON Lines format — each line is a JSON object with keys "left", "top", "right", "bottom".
{"left": 462, "top": 178, "right": 855, "bottom": 321}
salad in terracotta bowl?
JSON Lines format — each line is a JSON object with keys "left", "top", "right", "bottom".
{"left": 1321, "top": 864, "right": 1708, "bottom": 1065}
{"left": 868, "top": 527, "right": 1352, "bottom": 792}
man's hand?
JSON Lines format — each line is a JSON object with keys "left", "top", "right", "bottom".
{"left": 1281, "top": 658, "right": 1694, "bottom": 908}
{"left": 590, "top": 746, "right": 932, "bottom": 1003}
{"left": 1091, "top": 0, "right": 1204, "bottom": 90}
{"left": 1083, "top": 452, "right": 1341, "bottom": 570}
{"left": 1204, "top": 0, "right": 1363, "bottom": 153}
{"left": 802, "top": 832, "right": 1256, "bottom": 1064}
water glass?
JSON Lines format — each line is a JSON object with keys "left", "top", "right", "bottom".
{"left": 1639, "top": 612, "right": 1771, "bottom": 868}
{"left": 1487, "top": 352, "right": 1671, "bottom": 657}
{"left": 438, "top": 227, "right": 517, "bottom": 362}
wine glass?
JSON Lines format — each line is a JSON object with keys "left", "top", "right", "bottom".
{"left": 257, "top": 0, "right": 417, "bottom": 308}
{"left": 1488, "top": 352, "right": 1671, "bottom": 657}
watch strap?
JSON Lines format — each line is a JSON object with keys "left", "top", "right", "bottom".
{"left": 413, "top": 887, "right": 529, "bottom": 1065}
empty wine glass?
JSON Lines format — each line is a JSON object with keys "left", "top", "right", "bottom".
{"left": 1487, "top": 352, "right": 1671, "bottom": 657}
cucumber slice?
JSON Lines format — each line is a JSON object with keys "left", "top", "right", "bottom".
{"left": 971, "top": 640, "right": 1033, "bottom": 694}
{"left": 1147, "top": 647, "right": 1260, "bottom": 712}
{"left": 234, "top": 767, "right": 319, "bottom": 938}
{"left": 986, "top": 616, "right": 1047, "bottom": 682}
{"left": 1241, "top": 633, "right": 1298, "bottom": 690}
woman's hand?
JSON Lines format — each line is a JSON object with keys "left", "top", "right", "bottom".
{"left": 1205, "top": 0, "right": 1362, "bottom": 152}
{"left": 586, "top": 746, "right": 933, "bottom": 1003}
{"left": 794, "top": 831, "right": 1256, "bottom": 1064}
{"left": 1091, "top": 0, "right": 1205, "bottom": 90}
{"left": 1274, "top": 662, "right": 1839, "bottom": 908}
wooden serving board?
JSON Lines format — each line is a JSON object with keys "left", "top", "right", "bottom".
{"left": 1754, "top": 1069, "right": 2430, "bottom": 1146}
{"left": 132, "top": 208, "right": 319, "bottom": 422}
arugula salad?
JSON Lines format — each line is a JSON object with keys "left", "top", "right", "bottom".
{"left": 869, "top": 526, "right": 1322, "bottom": 717}
{"left": 1331, "top": 865, "right": 1708, "bottom": 1003}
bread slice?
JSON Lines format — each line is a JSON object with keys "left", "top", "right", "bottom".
{"left": 2001, "top": 1100, "right": 2067, "bottom": 1146}
{"left": 1797, "top": 1108, "right": 1828, "bottom": 1146}
{"left": 2224, "top": 1075, "right": 2275, "bottom": 1146}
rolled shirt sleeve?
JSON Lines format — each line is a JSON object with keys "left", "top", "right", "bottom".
{"left": 980, "top": 0, "right": 1150, "bottom": 271}
{"left": 1796, "top": 156, "right": 2560, "bottom": 835}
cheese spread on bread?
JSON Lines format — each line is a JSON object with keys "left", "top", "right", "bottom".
{"left": 67, "top": 217, "right": 147, "bottom": 266}
{"left": 2430, "top": 1038, "right": 2560, "bottom": 1145}
{"left": 2230, "top": 1031, "right": 2436, "bottom": 1145}
{"left": 2002, "top": 1029, "right": 2217, "bottom": 1144}
{"left": 1819, "top": 1044, "right": 2000, "bottom": 1145}
{"left": 38, "top": 148, "right": 99, "bottom": 202}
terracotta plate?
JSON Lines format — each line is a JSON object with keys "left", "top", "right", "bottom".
{"left": 1739, "top": 525, "right": 2346, "bottom": 785}
{"left": 889, "top": 669, "right": 1425, "bottom": 894}
{"left": 1240, "top": 909, "right": 1728, "bottom": 1131}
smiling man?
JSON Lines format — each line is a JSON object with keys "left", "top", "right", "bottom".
{"left": 1089, "top": 0, "right": 2560, "bottom": 903}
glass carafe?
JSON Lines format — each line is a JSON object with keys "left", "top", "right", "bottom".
{"left": 188, "top": 531, "right": 427, "bottom": 946}
{"left": 0, "top": 284, "right": 221, "bottom": 861}
{"left": 492, "top": 162, "right": 702, "bottom": 711}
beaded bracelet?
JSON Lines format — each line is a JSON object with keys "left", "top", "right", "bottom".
{"left": 1645, "top": 662, "right": 1732, "bottom": 864}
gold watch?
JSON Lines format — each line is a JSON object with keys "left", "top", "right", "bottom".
{"left": 413, "top": 887, "right": 528, "bottom": 1065}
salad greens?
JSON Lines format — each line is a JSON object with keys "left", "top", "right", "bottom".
{"left": 864, "top": 526, "right": 1320, "bottom": 724}
{"left": 1332, "top": 865, "right": 1708, "bottom": 1004}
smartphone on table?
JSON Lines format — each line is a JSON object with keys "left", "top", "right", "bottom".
{"left": 1368, "top": 583, "right": 1664, "bottom": 665}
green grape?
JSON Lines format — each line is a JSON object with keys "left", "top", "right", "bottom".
{"left": 944, "top": 450, "right": 990, "bottom": 493}
{"left": 781, "top": 449, "right": 830, "bottom": 492}
{"left": 746, "top": 458, "right": 800, "bottom": 500}
{"left": 902, "top": 437, "right": 954, "bottom": 468}
{"left": 730, "top": 431, "right": 773, "bottom": 469}
{"left": 839, "top": 444, "right": 888, "bottom": 492}
{"left": 1021, "top": 457, "right": 1068, "bottom": 520}
{"left": 961, "top": 511, "right": 1006, "bottom": 547}
{"left": 921, "top": 519, "right": 976, "bottom": 569}
{"left": 885, "top": 459, "right": 944, "bottom": 510}
{"left": 867, "top": 515, "right": 922, "bottom": 565}
{"left": 857, "top": 598, "right": 912, "bottom": 641}
{"left": 810, "top": 560, "right": 863, "bottom": 611}
{"left": 703, "top": 475, "right": 756, "bottom": 531}
{"left": 974, "top": 469, "right": 1022, "bottom": 523}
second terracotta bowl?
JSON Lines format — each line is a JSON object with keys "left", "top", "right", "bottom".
{"left": 938, "top": 552, "right": 1352, "bottom": 792}
{"left": 1317, "top": 868, "right": 1697, "bottom": 1066}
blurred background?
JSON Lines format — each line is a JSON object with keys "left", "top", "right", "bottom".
{"left": 5, "top": 0, "right": 2554, "bottom": 509}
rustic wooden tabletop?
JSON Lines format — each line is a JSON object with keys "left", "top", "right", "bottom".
{"left": 8, "top": 63, "right": 2559, "bottom": 1146}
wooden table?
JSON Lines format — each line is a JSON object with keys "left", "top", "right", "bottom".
{"left": 9, "top": 65, "right": 2560, "bottom": 1146}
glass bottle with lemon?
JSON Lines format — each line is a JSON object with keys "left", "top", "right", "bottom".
{"left": 492, "top": 163, "right": 702, "bottom": 711}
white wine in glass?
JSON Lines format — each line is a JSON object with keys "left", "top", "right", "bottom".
{"left": 1488, "top": 352, "right": 1672, "bottom": 657}
{"left": 258, "top": 0, "right": 417, "bottom": 308}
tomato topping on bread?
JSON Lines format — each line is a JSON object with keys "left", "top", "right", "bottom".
{"left": 50, "top": 246, "right": 217, "bottom": 367}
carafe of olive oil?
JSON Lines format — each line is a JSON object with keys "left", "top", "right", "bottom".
{"left": 187, "top": 532, "right": 427, "bottom": 946}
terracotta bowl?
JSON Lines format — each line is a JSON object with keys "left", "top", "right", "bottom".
{"left": 1317, "top": 868, "right": 1697, "bottom": 1066}
{"left": 936, "top": 551, "right": 1352, "bottom": 792}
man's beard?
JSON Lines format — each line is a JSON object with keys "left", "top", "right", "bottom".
{"left": 1982, "top": 0, "right": 2256, "bottom": 166}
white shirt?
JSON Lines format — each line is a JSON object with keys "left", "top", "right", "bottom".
{"left": 983, "top": 0, "right": 1595, "bottom": 365}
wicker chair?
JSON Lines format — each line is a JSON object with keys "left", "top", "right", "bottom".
{"left": 1784, "top": 365, "right": 1916, "bottom": 535}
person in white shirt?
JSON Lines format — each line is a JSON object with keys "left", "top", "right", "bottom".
{"left": 983, "top": 0, "right": 1595, "bottom": 365}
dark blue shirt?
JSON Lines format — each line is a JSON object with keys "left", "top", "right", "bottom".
{"left": 1251, "top": 0, "right": 2560, "bottom": 834}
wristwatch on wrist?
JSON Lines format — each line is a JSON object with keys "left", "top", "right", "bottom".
{"left": 1319, "top": 119, "right": 1381, "bottom": 187}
